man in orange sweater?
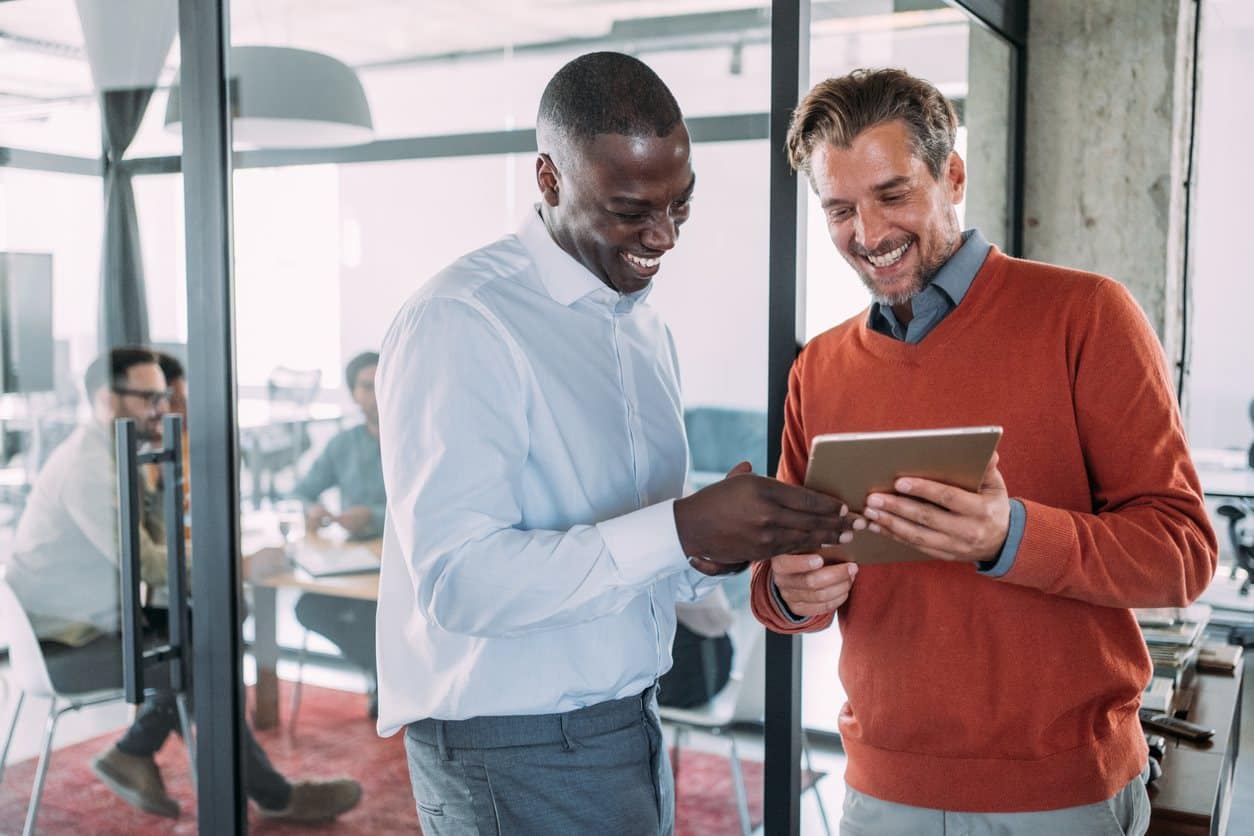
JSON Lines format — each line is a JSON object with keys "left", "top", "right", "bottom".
{"left": 750, "top": 68, "right": 1217, "bottom": 834}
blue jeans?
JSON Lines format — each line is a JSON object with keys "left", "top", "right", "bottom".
{"left": 404, "top": 687, "right": 673, "bottom": 835}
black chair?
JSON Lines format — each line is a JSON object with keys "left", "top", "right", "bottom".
{"left": 240, "top": 367, "right": 322, "bottom": 507}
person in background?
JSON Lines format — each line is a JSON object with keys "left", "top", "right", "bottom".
{"left": 751, "top": 68, "right": 1216, "bottom": 835}
{"left": 154, "top": 352, "right": 189, "bottom": 508}
{"left": 1, "top": 346, "right": 361, "bottom": 822}
{"left": 290, "top": 350, "right": 383, "bottom": 717}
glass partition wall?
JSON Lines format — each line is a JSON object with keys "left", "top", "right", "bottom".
{"left": 1, "top": 1, "right": 1023, "bottom": 832}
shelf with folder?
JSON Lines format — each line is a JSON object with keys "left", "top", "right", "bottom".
{"left": 1147, "top": 660, "right": 1243, "bottom": 836}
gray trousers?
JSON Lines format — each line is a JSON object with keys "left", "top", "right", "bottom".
{"left": 404, "top": 686, "right": 673, "bottom": 836}
{"left": 840, "top": 762, "right": 1152, "bottom": 836}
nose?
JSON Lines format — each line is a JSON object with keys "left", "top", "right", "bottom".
{"left": 853, "top": 205, "right": 890, "bottom": 253}
{"left": 640, "top": 213, "right": 679, "bottom": 253}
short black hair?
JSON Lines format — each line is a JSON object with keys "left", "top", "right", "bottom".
{"left": 537, "top": 52, "right": 682, "bottom": 143}
{"left": 345, "top": 351, "right": 379, "bottom": 390}
{"left": 156, "top": 352, "right": 184, "bottom": 384}
{"left": 83, "top": 346, "right": 162, "bottom": 398}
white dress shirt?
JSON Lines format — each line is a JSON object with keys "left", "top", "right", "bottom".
{"left": 375, "top": 207, "right": 721, "bottom": 733}
{"left": 2, "top": 421, "right": 168, "bottom": 644}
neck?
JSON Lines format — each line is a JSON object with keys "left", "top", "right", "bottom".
{"left": 891, "top": 300, "right": 914, "bottom": 325}
{"left": 365, "top": 420, "right": 380, "bottom": 438}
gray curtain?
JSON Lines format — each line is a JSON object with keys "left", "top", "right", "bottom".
{"left": 98, "top": 86, "right": 155, "bottom": 352}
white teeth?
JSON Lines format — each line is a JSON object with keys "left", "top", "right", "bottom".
{"left": 867, "top": 240, "right": 910, "bottom": 268}
{"left": 623, "top": 252, "right": 661, "bottom": 269}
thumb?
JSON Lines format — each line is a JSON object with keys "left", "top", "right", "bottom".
{"left": 981, "top": 451, "right": 1006, "bottom": 493}
{"left": 725, "top": 461, "right": 753, "bottom": 478}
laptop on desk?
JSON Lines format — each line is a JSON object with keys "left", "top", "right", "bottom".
{"left": 290, "top": 541, "right": 380, "bottom": 578}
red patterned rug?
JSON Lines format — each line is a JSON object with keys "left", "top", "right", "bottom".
{"left": 0, "top": 683, "right": 822, "bottom": 834}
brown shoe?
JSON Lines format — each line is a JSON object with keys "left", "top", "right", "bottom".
{"left": 90, "top": 745, "right": 180, "bottom": 819}
{"left": 257, "top": 778, "right": 362, "bottom": 822}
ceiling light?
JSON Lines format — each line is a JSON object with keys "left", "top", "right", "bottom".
{"left": 165, "top": 46, "right": 373, "bottom": 149}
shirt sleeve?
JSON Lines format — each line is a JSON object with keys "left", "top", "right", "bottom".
{"left": 750, "top": 357, "right": 834, "bottom": 635}
{"left": 377, "top": 296, "right": 690, "bottom": 639}
{"left": 292, "top": 442, "right": 337, "bottom": 506}
{"left": 975, "top": 498, "right": 1025, "bottom": 578}
{"left": 996, "top": 280, "right": 1217, "bottom": 607}
{"left": 61, "top": 434, "right": 168, "bottom": 588}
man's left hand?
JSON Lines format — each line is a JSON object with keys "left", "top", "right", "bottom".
{"left": 335, "top": 506, "right": 376, "bottom": 536}
{"left": 858, "top": 452, "right": 1010, "bottom": 563}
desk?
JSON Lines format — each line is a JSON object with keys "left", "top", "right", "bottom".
{"left": 1148, "top": 662, "right": 1243, "bottom": 836}
{"left": 246, "top": 533, "right": 380, "bottom": 730}
{"left": 1193, "top": 448, "right": 1254, "bottom": 501}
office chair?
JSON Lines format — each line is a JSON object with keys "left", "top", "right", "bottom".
{"left": 0, "top": 578, "right": 195, "bottom": 835}
{"left": 1217, "top": 503, "right": 1254, "bottom": 596}
{"left": 683, "top": 407, "right": 768, "bottom": 491}
{"left": 660, "top": 607, "right": 832, "bottom": 836}
{"left": 241, "top": 367, "right": 323, "bottom": 506}
{"left": 0, "top": 580, "right": 123, "bottom": 835}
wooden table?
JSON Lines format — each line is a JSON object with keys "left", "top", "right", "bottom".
{"left": 1148, "top": 661, "right": 1244, "bottom": 836}
{"left": 245, "top": 533, "right": 381, "bottom": 730}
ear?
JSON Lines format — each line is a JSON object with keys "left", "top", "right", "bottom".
{"left": 946, "top": 150, "right": 966, "bottom": 205}
{"left": 536, "top": 153, "right": 561, "bottom": 207}
{"left": 93, "top": 386, "right": 115, "bottom": 418}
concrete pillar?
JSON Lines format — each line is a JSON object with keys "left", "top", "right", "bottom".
{"left": 1023, "top": 0, "right": 1196, "bottom": 374}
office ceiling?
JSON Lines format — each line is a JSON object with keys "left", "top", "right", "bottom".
{"left": 0, "top": 0, "right": 780, "bottom": 106}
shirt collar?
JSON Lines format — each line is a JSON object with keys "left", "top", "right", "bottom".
{"left": 516, "top": 206, "right": 654, "bottom": 310}
{"left": 869, "top": 227, "right": 990, "bottom": 320}
{"left": 928, "top": 228, "right": 991, "bottom": 307}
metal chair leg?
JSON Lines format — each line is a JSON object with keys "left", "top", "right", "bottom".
{"left": 803, "top": 732, "right": 833, "bottom": 836}
{"left": 288, "top": 630, "right": 310, "bottom": 731}
{"left": 23, "top": 699, "right": 59, "bottom": 836}
{"left": 727, "top": 735, "right": 751, "bottom": 836}
{"left": 1, "top": 689, "right": 25, "bottom": 786}
{"left": 176, "top": 692, "right": 197, "bottom": 786}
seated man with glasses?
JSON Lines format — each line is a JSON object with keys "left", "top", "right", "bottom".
{"left": 1, "top": 346, "right": 360, "bottom": 822}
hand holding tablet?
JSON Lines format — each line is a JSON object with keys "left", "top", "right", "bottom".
{"left": 803, "top": 426, "right": 1007, "bottom": 565}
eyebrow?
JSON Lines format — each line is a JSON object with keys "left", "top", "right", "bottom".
{"left": 820, "top": 175, "right": 911, "bottom": 209}
{"left": 608, "top": 174, "right": 697, "bottom": 209}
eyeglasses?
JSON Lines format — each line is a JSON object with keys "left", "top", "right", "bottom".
{"left": 112, "top": 387, "right": 172, "bottom": 407}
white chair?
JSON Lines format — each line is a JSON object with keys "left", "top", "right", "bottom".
{"left": 660, "top": 608, "right": 832, "bottom": 836}
{"left": 0, "top": 578, "right": 127, "bottom": 835}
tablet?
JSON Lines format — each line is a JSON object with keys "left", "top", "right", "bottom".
{"left": 803, "top": 426, "right": 1003, "bottom": 565}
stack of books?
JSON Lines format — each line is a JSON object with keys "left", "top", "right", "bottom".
{"left": 1134, "top": 604, "right": 1213, "bottom": 713}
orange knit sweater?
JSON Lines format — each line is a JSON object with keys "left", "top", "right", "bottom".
{"left": 751, "top": 247, "right": 1216, "bottom": 812}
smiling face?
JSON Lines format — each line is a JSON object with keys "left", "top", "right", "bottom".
{"left": 107, "top": 362, "right": 169, "bottom": 443}
{"left": 810, "top": 119, "right": 965, "bottom": 306}
{"left": 351, "top": 363, "right": 378, "bottom": 427}
{"left": 537, "top": 125, "right": 695, "bottom": 295}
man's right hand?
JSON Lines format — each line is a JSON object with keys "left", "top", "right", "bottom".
{"left": 770, "top": 554, "right": 857, "bottom": 617}
{"left": 305, "top": 503, "right": 331, "bottom": 534}
{"left": 673, "top": 462, "right": 851, "bottom": 564}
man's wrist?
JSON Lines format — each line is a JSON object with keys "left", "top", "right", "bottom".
{"left": 688, "top": 555, "right": 749, "bottom": 576}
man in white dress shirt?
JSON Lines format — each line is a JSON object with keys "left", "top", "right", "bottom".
{"left": 375, "top": 52, "right": 849, "bottom": 835}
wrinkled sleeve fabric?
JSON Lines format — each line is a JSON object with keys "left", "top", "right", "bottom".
{"left": 751, "top": 357, "right": 832, "bottom": 635}
{"left": 292, "top": 443, "right": 337, "bottom": 506}
{"left": 998, "top": 280, "right": 1217, "bottom": 607}
{"left": 378, "top": 296, "right": 690, "bottom": 639}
